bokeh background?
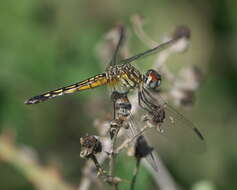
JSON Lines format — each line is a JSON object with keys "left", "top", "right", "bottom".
{"left": 0, "top": 0, "right": 237, "bottom": 190}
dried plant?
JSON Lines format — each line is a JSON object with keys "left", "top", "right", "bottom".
{"left": 22, "top": 14, "right": 204, "bottom": 190}
{"left": 0, "top": 130, "right": 76, "bottom": 190}
{"left": 78, "top": 15, "right": 204, "bottom": 190}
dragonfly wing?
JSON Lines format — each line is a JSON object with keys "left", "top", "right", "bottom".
{"left": 141, "top": 89, "right": 205, "bottom": 153}
{"left": 164, "top": 103, "right": 204, "bottom": 140}
{"left": 106, "top": 26, "right": 126, "bottom": 69}
{"left": 25, "top": 73, "right": 108, "bottom": 104}
{"left": 154, "top": 95, "right": 206, "bottom": 153}
{"left": 120, "top": 38, "right": 176, "bottom": 65}
{"left": 125, "top": 115, "right": 159, "bottom": 171}
{"left": 120, "top": 26, "right": 190, "bottom": 65}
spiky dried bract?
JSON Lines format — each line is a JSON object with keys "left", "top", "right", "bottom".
{"left": 80, "top": 135, "right": 102, "bottom": 158}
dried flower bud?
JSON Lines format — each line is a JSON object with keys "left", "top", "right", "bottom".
{"left": 170, "top": 66, "right": 203, "bottom": 107}
{"left": 80, "top": 135, "right": 102, "bottom": 158}
{"left": 173, "top": 25, "right": 191, "bottom": 40}
{"left": 105, "top": 176, "right": 123, "bottom": 185}
{"left": 135, "top": 135, "right": 154, "bottom": 159}
{"left": 179, "top": 90, "right": 195, "bottom": 106}
{"left": 171, "top": 88, "right": 195, "bottom": 107}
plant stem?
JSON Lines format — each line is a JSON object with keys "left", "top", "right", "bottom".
{"left": 130, "top": 159, "right": 141, "bottom": 190}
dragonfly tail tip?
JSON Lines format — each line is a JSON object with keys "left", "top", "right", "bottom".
{"left": 24, "top": 100, "right": 32, "bottom": 105}
{"left": 24, "top": 98, "right": 38, "bottom": 105}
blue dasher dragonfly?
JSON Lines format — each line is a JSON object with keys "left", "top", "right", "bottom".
{"left": 25, "top": 25, "right": 204, "bottom": 146}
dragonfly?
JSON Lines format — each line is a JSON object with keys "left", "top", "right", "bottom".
{"left": 25, "top": 25, "right": 204, "bottom": 146}
{"left": 25, "top": 26, "right": 182, "bottom": 105}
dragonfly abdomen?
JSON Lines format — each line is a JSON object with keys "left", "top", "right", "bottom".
{"left": 25, "top": 73, "right": 108, "bottom": 104}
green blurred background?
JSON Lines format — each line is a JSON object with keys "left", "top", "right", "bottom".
{"left": 0, "top": 0, "right": 237, "bottom": 190}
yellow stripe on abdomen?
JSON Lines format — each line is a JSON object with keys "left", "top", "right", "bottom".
{"left": 78, "top": 77, "right": 108, "bottom": 90}
{"left": 25, "top": 73, "right": 109, "bottom": 104}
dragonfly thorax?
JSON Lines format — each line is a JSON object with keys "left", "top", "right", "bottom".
{"left": 106, "top": 63, "right": 143, "bottom": 89}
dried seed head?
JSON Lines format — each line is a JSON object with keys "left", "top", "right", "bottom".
{"left": 173, "top": 25, "right": 191, "bottom": 40}
{"left": 135, "top": 135, "right": 154, "bottom": 159}
{"left": 80, "top": 135, "right": 102, "bottom": 158}
{"left": 171, "top": 88, "right": 195, "bottom": 107}
{"left": 105, "top": 176, "right": 123, "bottom": 185}
{"left": 171, "top": 65, "right": 203, "bottom": 107}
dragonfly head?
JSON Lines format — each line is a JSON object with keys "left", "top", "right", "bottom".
{"left": 144, "top": 69, "right": 162, "bottom": 90}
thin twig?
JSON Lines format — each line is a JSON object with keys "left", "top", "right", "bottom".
{"left": 131, "top": 15, "right": 158, "bottom": 47}
{"left": 142, "top": 155, "right": 181, "bottom": 190}
{"left": 0, "top": 131, "right": 76, "bottom": 190}
{"left": 130, "top": 159, "right": 141, "bottom": 190}
{"left": 109, "top": 128, "right": 119, "bottom": 176}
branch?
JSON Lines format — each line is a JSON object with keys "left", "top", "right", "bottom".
{"left": 0, "top": 130, "right": 76, "bottom": 190}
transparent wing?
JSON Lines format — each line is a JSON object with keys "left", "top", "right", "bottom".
{"left": 160, "top": 103, "right": 205, "bottom": 153}
{"left": 125, "top": 115, "right": 159, "bottom": 172}
{"left": 119, "top": 25, "right": 190, "bottom": 65}
{"left": 143, "top": 89, "right": 205, "bottom": 153}
{"left": 106, "top": 26, "right": 126, "bottom": 69}
{"left": 120, "top": 38, "right": 176, "bottom": 65}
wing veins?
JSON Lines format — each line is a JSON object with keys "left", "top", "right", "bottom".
{"left": 120, "top": 38, "right": 176, "bottom": 64}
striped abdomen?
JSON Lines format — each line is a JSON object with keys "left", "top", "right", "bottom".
{"left": 25, "top": 73, "right": 108, "bottom": 104}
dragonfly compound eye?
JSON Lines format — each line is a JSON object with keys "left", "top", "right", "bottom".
{"left": 144, "top": 69, "right": 162, "bottom": 89}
